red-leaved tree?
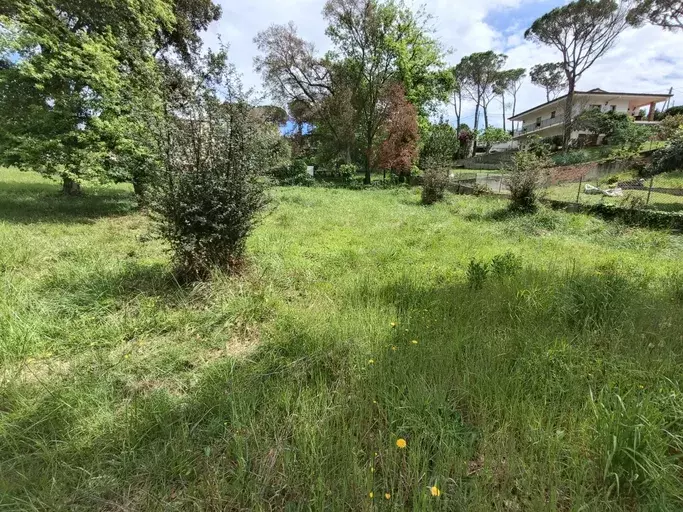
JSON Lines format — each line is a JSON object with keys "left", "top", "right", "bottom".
{"left": 378, "top": 84, "right": 419, "bottom": 180}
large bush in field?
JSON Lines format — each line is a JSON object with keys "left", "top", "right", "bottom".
{"left": 504, "top": 151, "right": 550, "bottom": 212}
{"left": 421, "top": 169, "right": 449, "bottom": 205}
{"left": 149, "top": 51, "right": 279, "bottom": 280}
{"left": 658, "top": 114, "right": 683, "bottom": 140}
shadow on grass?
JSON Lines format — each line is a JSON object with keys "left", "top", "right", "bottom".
{"left": 40, "top": 260, "right": 188, "bottom": 307}
{"left": 0, "top": 178, "right": 136, "bottom": 225}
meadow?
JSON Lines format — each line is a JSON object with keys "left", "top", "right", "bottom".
{"left": 1, "top": 168, "right": 682, "bottom": 510}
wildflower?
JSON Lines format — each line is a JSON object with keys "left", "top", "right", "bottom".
{"left": 391, "top": 322, "right": 397, "bottom": 328}
{"left": 391, "top": 346, "right": 397, "bottom": 351}
{"left": 385, "top": 493, "right": 391, "bottom": 500}
{"left": 396, "top": 438, "right": 407, "bottom": 449}
{"left": 372, "top": 400, "right": 377, "bottom": 404}
{"left": 124, "top": 354, "right": 130, "bottom": 359}
{"left": 369, "top": 492, "right": 374, "bottom": 499}
{"left": 370, "top": 467, "right": 374, "bottom": 473}
{"left": 368, "top": 359, "right": 375, "bottom": 364}
{"left": 411, "top": 340, "right": 418, "bottom": 345}
{"left": 430, "top": 486, "right": 441, "bottom": 497}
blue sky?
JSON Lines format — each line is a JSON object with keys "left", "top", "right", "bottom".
{"left": 203, "top": 0, "right": 683, "bottom": 129}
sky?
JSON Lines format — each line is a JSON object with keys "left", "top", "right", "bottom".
{"left": 202, "top": 0, "right": 683, "bottom": 129}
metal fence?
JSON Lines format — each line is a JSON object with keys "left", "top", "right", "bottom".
{"left": 450, "top": 171, "right": 683, "bottom": 213}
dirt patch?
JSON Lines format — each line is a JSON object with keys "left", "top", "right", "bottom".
{"left": 1, "top": 357, "right": 71, "bottom": 386}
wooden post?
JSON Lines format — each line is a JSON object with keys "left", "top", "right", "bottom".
{"left": 646, "top": 176, "right": 654, "bottom": 206}
{"left": 576, "top": 176, "right": 583, "bottom": 204}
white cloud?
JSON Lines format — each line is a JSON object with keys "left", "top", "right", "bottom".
{"left": 203, "top": 0, "right": 683, "bottom": 125}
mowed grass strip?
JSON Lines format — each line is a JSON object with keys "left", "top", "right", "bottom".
{"left": 1, "top": 168, "right": 682, "bottom": 511}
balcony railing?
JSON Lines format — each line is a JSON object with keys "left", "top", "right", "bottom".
{"left": 513, "top": 116, "right": 563, "bottom": 137}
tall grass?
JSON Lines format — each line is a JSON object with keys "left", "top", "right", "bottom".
{"left": 1, "top": 169, "right": 682, "bottom": 510}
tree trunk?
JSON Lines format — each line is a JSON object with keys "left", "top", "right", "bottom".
{"left": 132, "top": 176, "right": 147, "bottom": 207}
{"left": 471, "top": 103, "right": 481, "bottom": 157}
{"left": 453, "top": 90, "right": 462, "bottom": 132}
{"left": 501, "top": 92, "right": 506, "bottom": 132}
{"left": 61, "top": 176, "right": 81, "bottom": 196}
{"left": 563, "top": 77, "right": 576, "bottom": 152}
{"left": 483, "top": 105, "right": 489, "bottom": 130}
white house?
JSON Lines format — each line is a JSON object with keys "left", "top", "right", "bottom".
{"left": 509, "top": 88, "right": 671, "bottom": 143}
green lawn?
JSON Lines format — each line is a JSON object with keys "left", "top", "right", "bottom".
{"left": 1, "top": 169, "right": 683, "bottom": 510}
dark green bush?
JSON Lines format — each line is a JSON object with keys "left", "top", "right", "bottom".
{"left": 271, "top": 160, "right": 314, "bottom": 186}
{"left": 421, "top": 170, "right": 448, "bottom": 205}
{"left": 650, "top": 128, "right": 683, "bottom": 176}
{"left": 466, "top": 259, "right": 489, "bottom": 290}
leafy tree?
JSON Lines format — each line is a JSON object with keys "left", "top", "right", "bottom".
{"left": 627, "top": 0, "right": 683, "bottom": 30}
{"left": 504, "top": 151, "right": 550, "bottom": 212}
{"left": 479, "top": 127, "right": 512, "bottom": 153}
{"left": 421, "top": 121, "right": 458, "bottom": 173}
{"left": 525, "top": 0, "right": 630, "bottom": 147}
{"left": 155, "top": 0, "right": 222, "bottom": 62}
{"left": 529, "top": 62, "right": 567, "bottom": 102}
{"left": 255, "top": 0, "right": 448, "bottom": 184}
{"left": 378, "top": 84, "right": 419, "bottom": 180}
{"left": 0, "top": 0, "right": 220, "bottom": 197}
{"left": 455, "top": 51, "right": 507, "bottom": 154}
{"left": 494, "top": 68, "right": 525, "bottom": 132}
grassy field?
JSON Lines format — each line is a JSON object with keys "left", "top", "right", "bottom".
{"left": 1, "top": 168, "right": 683, "bottom": 511}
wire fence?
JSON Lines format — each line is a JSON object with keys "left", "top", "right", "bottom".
{"left": 450, "top": 170, "right": 683, "bottom": 213}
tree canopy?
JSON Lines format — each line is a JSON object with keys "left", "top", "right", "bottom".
{"left": 627, "top": 0, "right": 683, "bottom": 30}
{"left": 529, "top": 63, "right": 567, "bottom": 102}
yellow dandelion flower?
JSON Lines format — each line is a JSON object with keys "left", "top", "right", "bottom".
{"left": 391, "top": 346, "right": 397, "bottom": 351}
{"left": 385, "top": 493, "right": 391, "bottom": 500}
{"left": 372, "top": 400, "right": 377, "bottom": 404}
{"left": 368, "top": 359, "right": 375, "bottom": 364}
{"left": 391, "top": 322, "right": 397, "bottom": 328}
{"left": 411, "top": 340, "right": 418, "bottom": 345}
{"left": 396, "top": 438, "right": 407, "bottom": 449}
{"left": 370, "top": 467, "right": 374, "bottom": 473}
{"left": 124, "top": 354, "right": 130, "bottom": 359}
{"left": 430, "top": 486, "right": 441, "bottom": 497}
{"left": 369, "top": 492, "right": 374, "bottom": 499}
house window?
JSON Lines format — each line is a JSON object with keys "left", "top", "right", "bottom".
{"left": 610, "top": 105, "right": 617, "bottom": 112}
{"left": 536, "top": 116, "right": 542, "bottom": 127}
{"left": 550, "top": 111, "right": 556, "bottom": 119}
{"left": 590, "top": 104, "right": 602, "bottom": 111}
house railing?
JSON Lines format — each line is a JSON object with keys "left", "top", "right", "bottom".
{"left": 513, "top": 116, "right": 563, "bottom": 137}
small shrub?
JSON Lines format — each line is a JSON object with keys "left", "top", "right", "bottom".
{"left": 658, "top": 114, "right": 683, "bottom": 140}
{"left": 490, "top": 251, "right": 522, "bottom": 278}
{"left": 271, "top": 160, "right": 313, "bottom": 186}
{"left": 649, "top": 127, "right": 683, "bottom": 176}
{"left": 338, "top": 163, "right": 357, "bottom": 184}
{"left": 421, "top": 170, "right": 448, "bottom": 205}
{"left": 466, "top": 259, "right": 489, "bottom": 290}
{"left": 505, "top": 151, "right": 550, "bottom": 212}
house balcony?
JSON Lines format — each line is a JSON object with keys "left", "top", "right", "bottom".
{"left": 513, "top": 117, "right": 563, "bottom": 138}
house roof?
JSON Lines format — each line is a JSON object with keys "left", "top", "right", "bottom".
{"left": 509, "top": 90, "right": 673, "bottom": 121}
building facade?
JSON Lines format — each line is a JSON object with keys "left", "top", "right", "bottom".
{"left": 509, "top": 89, "right": 671, "bottom": 142}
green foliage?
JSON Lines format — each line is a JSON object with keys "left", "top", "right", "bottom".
{"left": 421, "top": 121, "right": 458, "bottom": 170}
{"left": 479, "top": 126, "right": 511, "bottom": 152}
{"left": 529, "top": 62, "right": 567, "bottom": 101}
{"left": 149, "top": 52, "right": 271, "bottom": 280}
{"left": 504, "top": 150, "right": 549, "bottom": 211}
{"left": 658, "top": 114, "right": 683, "bottom": 140}
{"left": 421, "top": 169, "right": 448, "bottom": 204}
{"left": 272, "top": 160, "right": 314, "bottom": 186}
{"left": 627, "top": 0, "right": 683, "bottom": 30}
{"left": 466, "top": 259, "right": 489, "bottom": 289}
{"left": 651, "top": 127, "right": 683, "bottom": 175}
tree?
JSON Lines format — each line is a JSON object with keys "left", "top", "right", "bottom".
{"left": 529, "top": 62, "right": 567, "bottom": 102}
{"left": 479, "top": 127, "right": 512, "bottom": 153}
{"left": 525, "top": 0, "right": 630, "bottom": 148}
{"left": 627, "top": 0, "right": 683, "bottom": 30}
{"left": 449, "top": 68, "right": 463, "bottom": 131}
{"left": 155, "top": 0, "right": 222, "bottom": 62}
{"left": 255, "top": 0, "right": 448, "bottom": 184}
{"left": 421, "top": 120, "right": 459, "bottom": 173}
{"left": 378, "top": 84, "right": 419, "bottom": 180}
{"left": 455, "top": 51, "right": 507, "bottom": 155}
{"left": 0, "top": 0, "right": 220, "bottom": 197}
{"left": 495, "top": 68, "right": 525, "bottom": 132}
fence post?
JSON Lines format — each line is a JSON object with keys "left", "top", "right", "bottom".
{"left": 646, "top": 176, "right": 654, "bottom": 206}
{"left": 498, "top": 173, "right": 503, "bottom": 194}
{"left": 576, "top": 176, "right": 583, "bottom": 205}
